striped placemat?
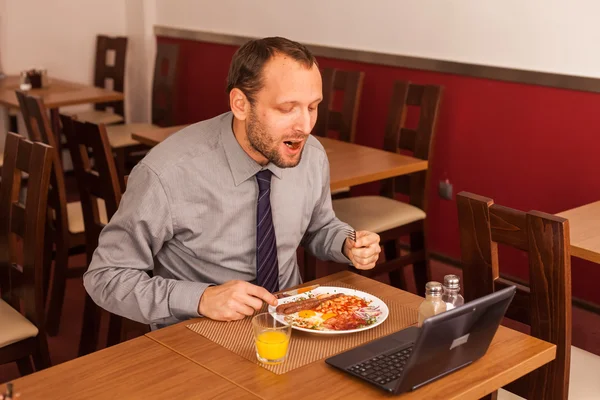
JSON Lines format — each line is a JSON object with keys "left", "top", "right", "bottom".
{"left": 186, "top": 281, "right": 419, "bottom": 375}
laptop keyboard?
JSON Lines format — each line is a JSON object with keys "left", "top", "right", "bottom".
{"left": 346, "top": 346, "right": 414, "bottom": 386}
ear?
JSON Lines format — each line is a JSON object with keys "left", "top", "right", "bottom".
{"left": 229, "top": 88, "right": 249, "bottom": 121}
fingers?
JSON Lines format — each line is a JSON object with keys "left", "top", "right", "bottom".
{"left": 349, "top": 232, "right": 381, "bottom": 270}
{"left": 351, "top": 244, "right": 381, "bottom": 260}
{"left": 238, "top": 291, "right": 264, "bottom": 311}
{"left": 354, "top": 231, "right": 380, "bottom": 248}
{"left": 244, "top": 282, "right": 278, "bottom": 306}
{"left": 352, "top": 252, "right": 379, "bottom": 264}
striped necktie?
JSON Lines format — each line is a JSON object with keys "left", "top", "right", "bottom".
{"left": 255, "top": 169, "right": 279, "bottom": 293}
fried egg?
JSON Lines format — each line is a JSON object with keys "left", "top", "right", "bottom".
{"left": 285, "top": 309, "right": 337, "bottom": 330}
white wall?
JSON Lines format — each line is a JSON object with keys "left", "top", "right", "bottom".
{"left": 0, "top": 0, "right": 156, "bottom": 124}
{"left": 3, "top": 0, "right": 127, "bottom": 84}
{"left": 156, "top": 0, "right": 600, "bottom": 79}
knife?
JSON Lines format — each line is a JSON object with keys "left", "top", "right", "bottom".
{"left": 275, "top": 284, "right": 320, "bottom": 299}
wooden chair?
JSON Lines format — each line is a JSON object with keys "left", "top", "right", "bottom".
{"left": 330, "top": 81, "right": 443, "bottom": 296}
{"left": 313, "top": 67, "right": 364, "bottom": 143}
{"left": 15, "top": 91, "right": 107, "bottom": 336}
{"left": 457, "top": 192, "right": 600, "bottom": 400}
{"left": 104, "top": 41, "right": 180, "bottom": 179}
{"left": 65, "top": 35, "right": 128, "bottom": 125}
{"left": 61, "top": 115, "right": 150, "bottom": 356}
{"left": 313, "top": 67, "right": 364, "bottom": 198}
{"left": 0, "top": 132, "right": 53, "bottom": 375}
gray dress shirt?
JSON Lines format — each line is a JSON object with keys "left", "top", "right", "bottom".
{"left": 83, "top": 112, "right": 351, "bottom": 328}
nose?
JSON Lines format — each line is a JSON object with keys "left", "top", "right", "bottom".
{"left": 294, "top": 108, "right": 312, "bottom": 134}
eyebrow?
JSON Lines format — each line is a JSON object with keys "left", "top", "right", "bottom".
{"left": 277, "top": 98, "right": 323, "bottom": 105}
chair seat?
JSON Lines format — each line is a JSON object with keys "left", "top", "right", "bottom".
{"left": 498, "top": 345, "right": 600, "bottom": 400}
{"left": 67, "top": 199, "right": 108, "bottom": 234}
{"left": 332, "top": 196, "right": 426, "bottom": 233}
{"left": 0, "top": 299, "right": 39, "bottom": 348}
{"left": 64, "top": 109, "right": 124, "bottom": 125}
{"left": 106, "top": 123, "right": 158, "bottom": 149}
{"left": 331, "top": 186, "right": 350, "bottom": 196}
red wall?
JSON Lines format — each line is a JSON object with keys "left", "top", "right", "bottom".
{"left": 160, "top": 36, "right": 600, "bottom": 304}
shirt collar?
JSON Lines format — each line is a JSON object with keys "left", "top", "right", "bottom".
{"left": 220, "top": 112, "right": 283, "bottom": 186}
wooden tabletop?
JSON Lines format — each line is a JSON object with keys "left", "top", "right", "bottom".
{"left": 131, "top": 125, "right": 429, "bottom": 191}
{"left": 0, "top": 75, "right": 123, "bottom": 109}
{"left": 557, "top": 200, "right": 600, "bottom": 263}
{"left": 0, "top": 336, "right": 259, "bottom": 400}
{"left": 146, "top": 271, "right": 556, "bottom": 400}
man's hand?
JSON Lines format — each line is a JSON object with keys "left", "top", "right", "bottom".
{"left": 344, "top": 230, "right": 381, "bottom": 270}
{"left": 198, "top": 280, "right": 278, "bottom": 321}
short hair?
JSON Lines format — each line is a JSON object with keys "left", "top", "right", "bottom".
{"left": 226, "top": 37, "right": 317, "bottom": 104}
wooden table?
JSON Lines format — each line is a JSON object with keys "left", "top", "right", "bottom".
{"left": 131, "top": 125, "right": 429, "bottom": 191}
{"left": 0, "top": 75, "right": 123, "bottom": 109}
{"left": 0, "top": 75, "right": 124, "bottom": 157}
{"left": 146, "top": 272, "right": 556, "bottom": 400}
{"left": 0, "top": 336, "right": 259, "bottom": 400}
{"left": 557, "top": 201, "right": 600, "bottom": 263}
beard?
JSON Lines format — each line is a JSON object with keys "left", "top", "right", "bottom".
{"left": 246, "top": 109, "right": 305, "bottom": 168}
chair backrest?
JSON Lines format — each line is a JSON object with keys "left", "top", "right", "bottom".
{"left": 61, "top": 115, "right": 122, "bottom": 263}
{"left": 313, "top": 67, "right": 364, "bottom": 142}
{"left": 0, "top": 132, "right": 53, "bottom": 329}
{"left": 457, "top": 191, "right": 571, "bottom": 399}
{"left": 380, "top": 81, "right": 443, "bottom": 211}
{"left": 15, "top": 91, "right": 71, "bottom": 251}
{"left": 93, "top": 35, "right": 128, "bottom": 117}
{"left": 152, "top": 42, "right": 179, "bottom": 127}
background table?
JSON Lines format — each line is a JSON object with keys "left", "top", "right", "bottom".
{"left": 131, "top": 125, "right": 429, "bottom": 191}
{"left": 557, "top": 200, "right": 600, "bottom": 264}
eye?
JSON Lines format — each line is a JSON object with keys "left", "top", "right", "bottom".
{"left": 278, "top": 106, "right": 293, "bottom": 114}
{"left": 308, "top": 106, "right": 317, "bottom": 112}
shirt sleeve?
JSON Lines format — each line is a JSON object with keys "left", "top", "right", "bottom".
{"left": 83, "top": 162, "right": 211, "bottom": 325}
{"left": 301, "top": 154, "right": 352, "bottom": 263}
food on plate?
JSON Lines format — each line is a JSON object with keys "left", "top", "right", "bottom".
{"left": 275, "top": 293, "right": 343, "bottom": 315}
{"left": 275, "top": 291, "right": 382, "bottom": 331}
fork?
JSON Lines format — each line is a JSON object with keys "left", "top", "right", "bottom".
{"left": 343, "top": 227, "right": 357, "bottom": 243}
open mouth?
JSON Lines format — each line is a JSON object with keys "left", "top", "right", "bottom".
{"left": 283, "top": 140, "right": 302, "bottom": 150}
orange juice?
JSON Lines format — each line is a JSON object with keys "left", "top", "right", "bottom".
{"left": 255, "top": 330, "right": 290, "bottom": 362}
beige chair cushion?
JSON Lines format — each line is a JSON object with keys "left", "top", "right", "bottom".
{"left": 0, "top": 299, "right": 39, "bottom": 348}
{"left": 66, "top": 109, "right": 124, "bottom": 125}
{"left": 498, "top": 345, "right": 600, "bottom": 400}
{"left": 568, "top": 345, "right": 600, "bottom": 399}
{"left": 67, "top": 199, "right": 108, "bottom": 234}
{"left": 331, "top": 186, "right": 350, "bottom": 196}
{"left": 106, "top": 123, "right": 158, "bottom": 149}
{"left": 332, "top": 196, "right": 425, "bottom": 233}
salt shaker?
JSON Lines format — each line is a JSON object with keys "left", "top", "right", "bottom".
{"left": 441, "top": 274, "right": 465, "bottom": 311}
{"left": 417, "top": 281, "right": 447, "bottom": 327}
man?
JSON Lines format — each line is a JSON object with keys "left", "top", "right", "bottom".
{"left": 84, "top": 37, "right": 381, "bottom": 329}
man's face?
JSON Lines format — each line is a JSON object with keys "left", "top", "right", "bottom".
{"left": 245, "top": 54, "right": 322, "bottom": 168}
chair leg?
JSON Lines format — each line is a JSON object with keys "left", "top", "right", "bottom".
{"left": 114, "top": 148, "right": 127, "bottom": 193}
{"left": 303, "top": 248, "right": 318, "bottom": 282}
{"left": 78, "top": 293, "right": 103, "bottom": 356}
{"left": 106, "top": 314, "right": 123, "bottom": 347}
{"left": 46, "top": 246, "right": 69, "bottom": 337}
{"left": 479, "top": 392, "right": 497, "bottom": 400}
{"left": 410, "top": 231, "right": 428, "bottom": 297}
{"left": 16, "top": 356, "right": 33, "bottom": 376}
{"left": 32, "top": 335, "right": 52, "bottom": 371}
{"left": 386, "top": 240, "right": 407, "bottom": 290}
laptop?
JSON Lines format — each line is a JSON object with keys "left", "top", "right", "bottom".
{"left": 325, "top": 285, "right": 516, "bottom": 395}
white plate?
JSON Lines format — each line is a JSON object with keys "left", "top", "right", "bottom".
{"left": 268, "top": 286, "right": 389, "bottom": 335}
